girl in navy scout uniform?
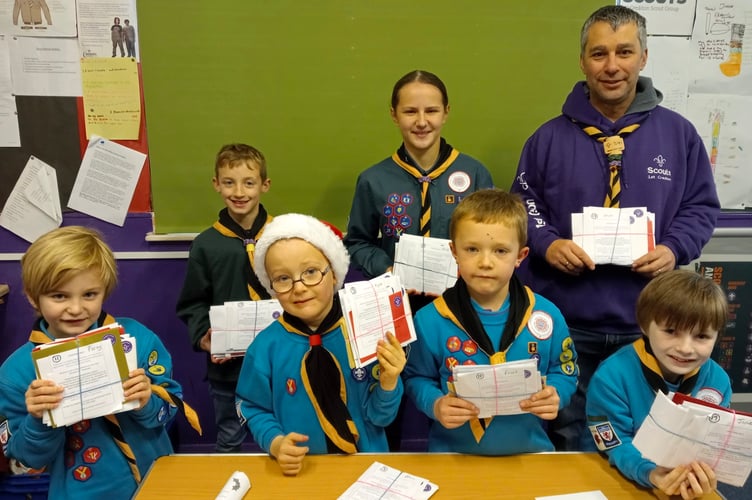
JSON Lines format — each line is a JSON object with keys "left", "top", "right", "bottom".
{"left": 403, "top": 189, "right": 578, "bottom": 455}
{"left": 236, "top": 214, "right": 406, "bottom": 476}
{"left": 344, "top": 70, "right": 494, "bottom": 286}
{"left": 586, "top": 269, "right": 728, "bottom": 498}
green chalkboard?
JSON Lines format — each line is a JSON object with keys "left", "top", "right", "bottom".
{"left": 138, "top": 0, "right": 604, "bottom": 233}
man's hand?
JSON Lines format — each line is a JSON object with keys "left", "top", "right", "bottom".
{"left": 545, "top": 239, "right": 595, "bottom": 276}
{"left": 632, "top": 244, "right": 676, "bottom": 278}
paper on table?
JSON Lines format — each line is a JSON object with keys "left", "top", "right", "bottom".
{"left": 338, "top": 461, "right": 438, "bottom": 500}
{"left": 67, "top": 136, "right": 146, "bottom": 226}
{"left": 210, "top": 299, "right": 283, "bottom": 357}
{"left": 452, "top": 359, "right": 542, "bottom": 418}
{"left": 0, "top": 156, "right": 62, "bottom": 243}
{"left": 535, "top": 491, "right": 607, "bottom": 500}
{"left": 633, "top": 391, "right": 752, "bottom": 487}
{"left": 393, "top": 234, "right": 457, "bottom": 295}
{"left": 339, "top": 273, "right": 417, "bottom": 368}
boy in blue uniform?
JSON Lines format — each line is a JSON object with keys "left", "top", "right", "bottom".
{"left": 236, "top": 214, "right": 406, "bottom": 476}
{"left": 0, "top": 226, "right": 198, "bottom": 500}
{"left": 403, "top": 189, "right": 578, "bottom": 454}
{"left": 586, "top": 269, "right": 728, "bottom": 498}
{"left": 176, "top": 143, "right": 272, "bottom": 452}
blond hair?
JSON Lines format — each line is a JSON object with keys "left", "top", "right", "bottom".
{"left": 22, "top": 226, "right": 118, "bottom": 306}
{"left": 636, "top": 269, "right": 727, "bottom": 335}
{"left": 449, "top": 188, "right": 528, "bottom": 248}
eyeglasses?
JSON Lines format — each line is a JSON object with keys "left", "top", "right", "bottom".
{"left": 270, "top": 266, "right": 331, "bottom": 294}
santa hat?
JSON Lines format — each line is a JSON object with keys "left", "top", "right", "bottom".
{"left": 254, "top": 213, "right": 350, "bottom": 296}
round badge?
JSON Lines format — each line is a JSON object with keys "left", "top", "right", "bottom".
{"left": 447, "top": 171, "right": 471, "bottom": 193}
{"left": 148, "top": 364, "right": 166, "bottom": 376}
{"left": 694, "top": 387, "right": 723, "bottom": 405}
{"left": 527, "top": 311, "right": 553, "bottom": 340}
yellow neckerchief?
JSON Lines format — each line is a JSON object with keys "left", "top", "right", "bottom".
{"left": 212, "top": 212, "right": 273, "bottom": 300}
{"left": 434, "top": 288, "right": 536, "bottom": 443}
{"left": 392, "top": 148, "right": 460, "bottom": 237}
{"left": 632, "top": 337, "right": 701, "bottom": 395}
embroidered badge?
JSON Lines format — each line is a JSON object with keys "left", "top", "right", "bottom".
{"left": 461, "top": 340, "right": 478, "bottom": 356}
{"left": 65, "top": 451, "right": 75, "bottom": 468}
{"left": 444, "top": 194, "right": 456, "bottom": 204}
{"left": 71, "top": 420, "right": 91, "bottom": 434}
{"left": 72, "top": 465, "right": 92, "bottom": 482}
{"left": 589, "top": 421, "right": 621, "bottom": 451}
{"left": 0, "top": 416, "right": 9, "bottom": 451}
{"left": 528, "top": 311, "right": 553, "bottom": 340}
{"left": 388, "top": 193, "right": 400, "bottom": 205}
{"left": 695, "top": 387, "right": 723, "bottom": 405}
{"left": 401, "top": 193, "right": 414, "bottom": 205}
{"left": 158, "top": 405, "right": 168, "bottom": 422}
{"left": 528, "top": 342, "right": 538, "bottom": 354}
{"left": 371, "top": 364, "right": 381, "bottom": 381}
{"left": 447, "top": 171, "right": 471, "bottom": 193}
{"left": 286, "top": 378, "right": 297, "bottom": 395}
{"left": 561, "top": 360, "right": 577, "bottom": 376}
{"left": 446, "top": 336, "right": 461, "bottom": 352}
{"left": 148, "top": 365, "right": 166, "bottom": 376}
{"left": 67, "top": 435, "right": 84, "bottom": 452}
{"left": 462, "top": 359, "right": 477, "bottom": 365}
{"left": 148, "top": 350, "right": 158, "bottom": 366}
{"left": 352, "top": 367, "right": 367, "bottom": 382}
{"left": 82, "top": 447, "right": 102, "bottom": 464}
{"left": 445, "top": 357, "right": 459, "bottom": 370}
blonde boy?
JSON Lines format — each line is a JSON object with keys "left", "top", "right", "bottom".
{"left": 403, "top": 188, "right": 578, "bottom": 454}
{"left": 0, "top": 226, "right": 189, "bottom": 499}
{"left": 176, "top": 143, "right": 272, "bottom": 452}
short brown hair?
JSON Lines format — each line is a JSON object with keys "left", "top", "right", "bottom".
{"left": 22, "top": 226, "right": 118, "bottom": 307}
{"left": 636, "top": 269, "right": 727, "bottom": 336}
{"left": 214, "top": 143, "right": 267, "bottom": 180}
{"left": 449, "top": 188, "right": 527, "bottom": 248}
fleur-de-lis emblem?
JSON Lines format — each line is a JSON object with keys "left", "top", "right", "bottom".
{"left": 653, "top": 154, "right": 667, "bottom": 168}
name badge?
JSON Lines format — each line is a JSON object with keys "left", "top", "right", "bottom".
{"left": 603, "top": 136, "right": 625, "bottom": 155}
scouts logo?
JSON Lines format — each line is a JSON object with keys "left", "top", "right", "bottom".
{"left": 446, "top": 336, "right": 461, "bottom": 352}
{"left": 82, "top": 447, "right": 102, "bottom": 464}
{"left": 528, "top": 311, "right": 553, "bottom": 340}
{"left": 286, "top": 378, "right": 297, "bottom": 395}
{"left": 589, "top": 421, "right": 621, "bottom": 451}
{"left": 447, "top": 171, "right": 471, "bottom": 193}
{"left": 72, "top": 465, "right": 92, "bottom": 482}
{"left": 122, "top": 340, "right": 133, "bottom": 353}
{"left": 461, "top": 340, "right": 478, "bottom": 356}
{"left": 352, "top": 367, "right": 367, "bottom": 382}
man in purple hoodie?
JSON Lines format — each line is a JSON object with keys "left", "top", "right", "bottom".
{"left": 511, "top": 5, "right": 719, "bottom": 451}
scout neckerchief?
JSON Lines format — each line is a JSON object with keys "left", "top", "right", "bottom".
{"left": 278, "top": 294, "right": 359, "bottom": 454}
{"left": 29, "top": 312, "right": 202, "bottom": 483}
{"left": 212, "top": 205, "right": 272, "bottom": 300}
{"left": 632, "top": 336, "right": 700, "bottom": 396}
{"left": 575, "top": 121, "right": 642, "bottom": 208}
{"left": 436, "top": 275, "right": 535, "bottom": 443}
{"left": 392, "top": 138, "right": 459, "bottom": 236}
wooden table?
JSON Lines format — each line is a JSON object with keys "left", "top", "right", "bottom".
{"left": 134, "top": 452, "right": 722, "bottom": 499}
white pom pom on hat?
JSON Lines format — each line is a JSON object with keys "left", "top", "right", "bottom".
{"left": 253, "top": 213, "right": 350, "bottom": 295}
